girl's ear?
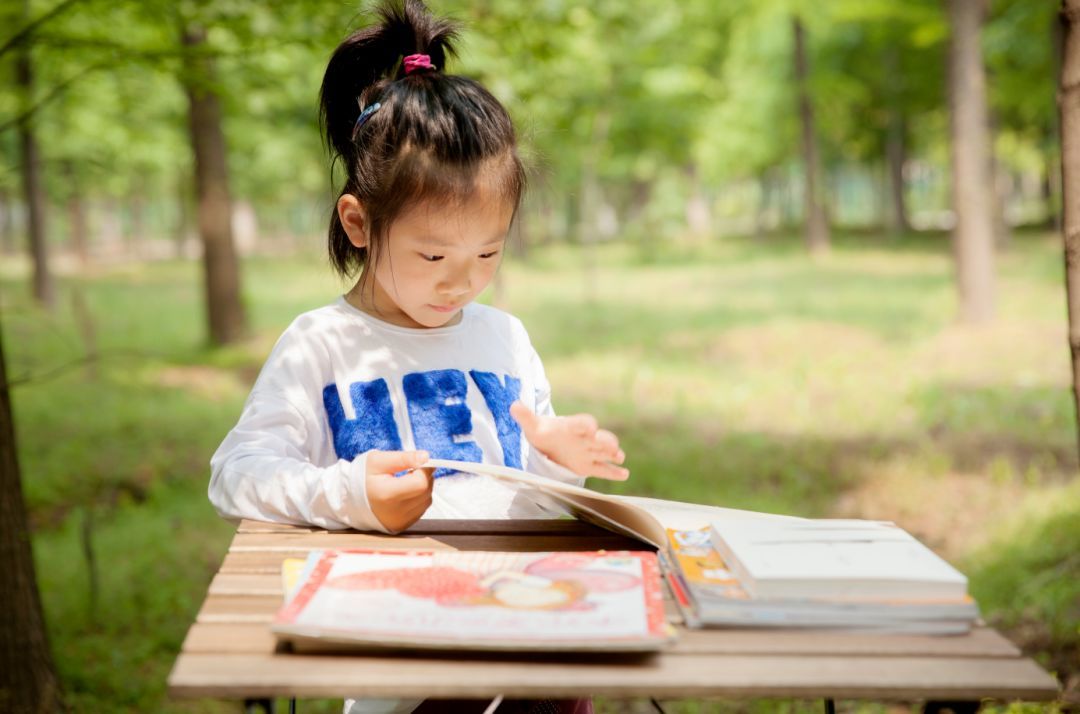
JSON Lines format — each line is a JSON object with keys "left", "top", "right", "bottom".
{"left": 337, "top": 195, "right": 368, "bottom": 249}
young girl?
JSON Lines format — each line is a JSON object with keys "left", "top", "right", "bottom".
{"left": 209, "top": 1, "right": 625, "bottom": 711}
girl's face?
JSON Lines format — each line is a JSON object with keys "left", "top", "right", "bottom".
{"left": 352, "top": 187, "right": 514, "bottom": 329}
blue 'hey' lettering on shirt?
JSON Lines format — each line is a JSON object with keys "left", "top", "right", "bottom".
{"left": 322, "top": 368, "right": 523, "bottom": 477}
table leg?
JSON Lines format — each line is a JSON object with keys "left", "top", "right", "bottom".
{"left": 923, "top": 701, "right": 980, "bottom": 714}
{"left": 824, "top": 699, "right": 836, "bottom": 714}
{"left": 243, "top": 698, "right": 275, "bottom": 714}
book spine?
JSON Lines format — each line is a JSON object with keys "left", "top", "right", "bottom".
{"left": 708, "top": 527, "right": 758, "bottom": 597}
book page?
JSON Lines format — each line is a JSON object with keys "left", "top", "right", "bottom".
{"left": 424, "top": 459, "right": 794, "bottom": 549}
{"left": 425, "top": 458, "right": 668, "bottom": 547}
{"left": 621, "top": 496, "right": 800, "bottom": 531}
{"left": 273, "top": 549, "right": 671, "bottom": 652}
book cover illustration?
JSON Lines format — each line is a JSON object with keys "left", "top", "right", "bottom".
{"left": 273, "top": 549, "right": 672, "bottom": 652}
{"left": 667, "top": 527, "right": 744, "bottom": 598}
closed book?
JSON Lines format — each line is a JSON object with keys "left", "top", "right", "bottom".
{"left": 666, "top": 528, "right": 976, "bottom": 633}
{"left": 708, "top": 519, "right": 968, "bottom": 601}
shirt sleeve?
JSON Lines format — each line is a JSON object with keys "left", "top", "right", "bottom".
{"left": 207, "top": 327, "right": 392, "bottom": 533}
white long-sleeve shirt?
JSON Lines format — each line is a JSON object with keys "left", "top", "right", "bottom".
{"left": 209, "top": 297, "right": 582, "bottom": 533}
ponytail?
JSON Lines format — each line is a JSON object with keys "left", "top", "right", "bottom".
{"left": 319, "top": 0, "right": 523, "bottom": 278}
{"left": 320, "top": 0, "right": 457, "bottom": 161}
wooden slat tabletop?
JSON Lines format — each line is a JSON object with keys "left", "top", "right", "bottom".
{"left": 168, "top": 520, "right": 1061, "bottom": 703}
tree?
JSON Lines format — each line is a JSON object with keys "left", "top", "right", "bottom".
{"left": 793, "top": 16, "right": 830, "bottom": 255}
{"left": 14, "top": 0, "right": 55, "bottom": 308}
{"left": 1059, "top": 0, "right": 1080, "bottom": 459}
{"left": 946, "top": 0, "right": 995, "bottom": 323}
{"left": 0, "top": 324, "right": 64, "bottom": 711}
{"left": 180, "top": 18, "right": 246, "bottom": 346}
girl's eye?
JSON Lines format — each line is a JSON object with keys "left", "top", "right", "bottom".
{"left": 479, "top": 251, "right": 500, "bottom": 259}
{"left": 419, "top": 253, "right": 444, "bottom": 262}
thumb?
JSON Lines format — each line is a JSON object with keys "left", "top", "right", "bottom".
{"left": 509, "top": 401, "right": 539, "bottom": 435}
{"left": 365, "top": 449, "right": 430, "bottom": 476}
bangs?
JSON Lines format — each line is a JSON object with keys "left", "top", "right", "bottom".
{"left": 368, "top": 148, "right": 524, "bottom": 238}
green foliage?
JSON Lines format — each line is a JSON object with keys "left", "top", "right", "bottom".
{"left": 965, "top": 480, "right": 1080, "bottom": 686}
{"left": 0, "top": 0, "right": 1057, "bottom": 238}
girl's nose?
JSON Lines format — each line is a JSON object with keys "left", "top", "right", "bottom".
{"left": 438, "top": 271, "right": 471, "bottom": 297}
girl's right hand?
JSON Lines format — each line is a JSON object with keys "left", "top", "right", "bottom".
{"left": 365, "top": 450, "right": 434, "bottom": 533}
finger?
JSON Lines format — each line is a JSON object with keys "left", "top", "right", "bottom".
{"left": 510, "top": 401, "right": 540, "bottom": 434}
{"left": 372, "top": 467, "right": 432, "bottom": 501}
{"left": 393, "top": 467, "right": 435, "bottom": 498}
{"left": 366, "top": 449, "right": 430, "bottom": 476}
{"left": 589, "top": 430, "right": 622, "bottom": 461}
{"left": 593, "top": 429, "right": 618, "bottom": 449}
{"left": 586, "top": 461, "right": 630, "bottom": 481}
{"left": 588, "top": 442, "right": 625, "bottom": 465}
{"left": 566, "top": 413, "right": 598, "bottom": 438}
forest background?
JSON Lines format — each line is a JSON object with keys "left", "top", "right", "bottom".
{"left": 1, "top": 0, "right": 1077, "bottom": 711}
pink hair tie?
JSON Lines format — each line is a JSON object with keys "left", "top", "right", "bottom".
{"left": 403, "top": 53, "right": 435, "bottom": 75}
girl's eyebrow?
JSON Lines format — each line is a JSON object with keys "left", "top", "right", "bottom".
{"left": 417, "top": 235, "right": 506, "bottom": 248}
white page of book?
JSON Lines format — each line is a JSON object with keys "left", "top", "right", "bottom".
{"left": 275, "top": 550, "right": 667, "bottom": 649}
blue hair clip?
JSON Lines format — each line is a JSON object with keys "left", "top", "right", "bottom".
{"left": 351, "top": 101, "right": 381, "bottom": 141}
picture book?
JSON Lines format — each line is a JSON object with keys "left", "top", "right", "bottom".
{"left": 708, "top": 518, "right": 969, "bottom": 601}
{"left": 665, "top": 527, "right": 978, "bottom": 634}
{"left": 422, "top": 458, "right": 793, "bottom": 549}
{"left": 272, "top": 549, "right": 674, "bottom": 653}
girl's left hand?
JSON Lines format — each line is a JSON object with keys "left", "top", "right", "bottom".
{"left": 510, "top": 401, "right": 629, "bottom": 481}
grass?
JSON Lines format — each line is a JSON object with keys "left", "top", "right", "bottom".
{"left": 1, "top": 228, "right": 1077, "bottom": 711}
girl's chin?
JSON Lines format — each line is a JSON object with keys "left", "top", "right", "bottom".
{"left": 411, "top": 307, "right": 462, "bottom": 328}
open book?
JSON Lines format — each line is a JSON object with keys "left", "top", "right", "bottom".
{"left": 272, "top": 548, "right": 673, "bottom": 652}
{"left": 423, "top": 458, "right": 792, "bottom": 549}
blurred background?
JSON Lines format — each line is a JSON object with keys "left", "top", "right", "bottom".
{"left": 1, "top": 0, "right": 1077, "bottom": 711}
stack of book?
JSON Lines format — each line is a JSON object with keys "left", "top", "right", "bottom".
{"left": 664, "top": 519, "right": 979, "bottom": 635}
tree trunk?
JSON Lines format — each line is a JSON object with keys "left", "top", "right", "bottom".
{"left": 685, "top": 164, "right": 712, "bottom": 242}
{"left": 15, "top": 27, "right": 54, "bottom": 308}
{"left": 780, "top": 171, "right": 796, "bottom": 229}
{"left": 628, "top": 180, "right": 655, "bottom": 260}
{"left": 886, "top": 111, "right": 910, "bottom": 236}
{"left": 174, "top": 175, "right": 191, "bottom": 259}
{"left": 578, "top": 112, "right": 609, "bottom": 302}
{"left": 793, "top": 17, "right": 830, "bottom": 256}
{"left": 754, "top": 172, "right": 772, "bottom": 241}
{"left": 128, "top": 191, "right": 145, "bottom": 259}
{"left": 1051, "top": 10, "right": 1066, "bottom": 233}
{"left": 0, "top": 188, "right": 14, "bottom": 256}
{"left": 946, "top": 0, "right": 995, "bottom": 323}
{"left": 884, "top": 43, "right": 911, "bottom": 237}
{"left": 181, "top": 24, "right": 246, "bottom": 345}
{"left": 993, "top": 162, "right": 1012, "bottom": 250}
{"left": 1058, "top": 0, "right": 1080, "bottom": 462}
{"left": 64, "top": 161, "right": 89, "bottom": 268}
{"left": 0, "top": 328, "right": 65, "bottom": 711}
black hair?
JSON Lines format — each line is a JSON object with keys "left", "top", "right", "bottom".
{"left": 319, "top": 0, "right": 525, "bottom": 279}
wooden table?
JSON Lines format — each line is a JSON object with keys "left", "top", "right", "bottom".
{"left": 168, "top": 519, "right": 1060, "bottom": 708}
